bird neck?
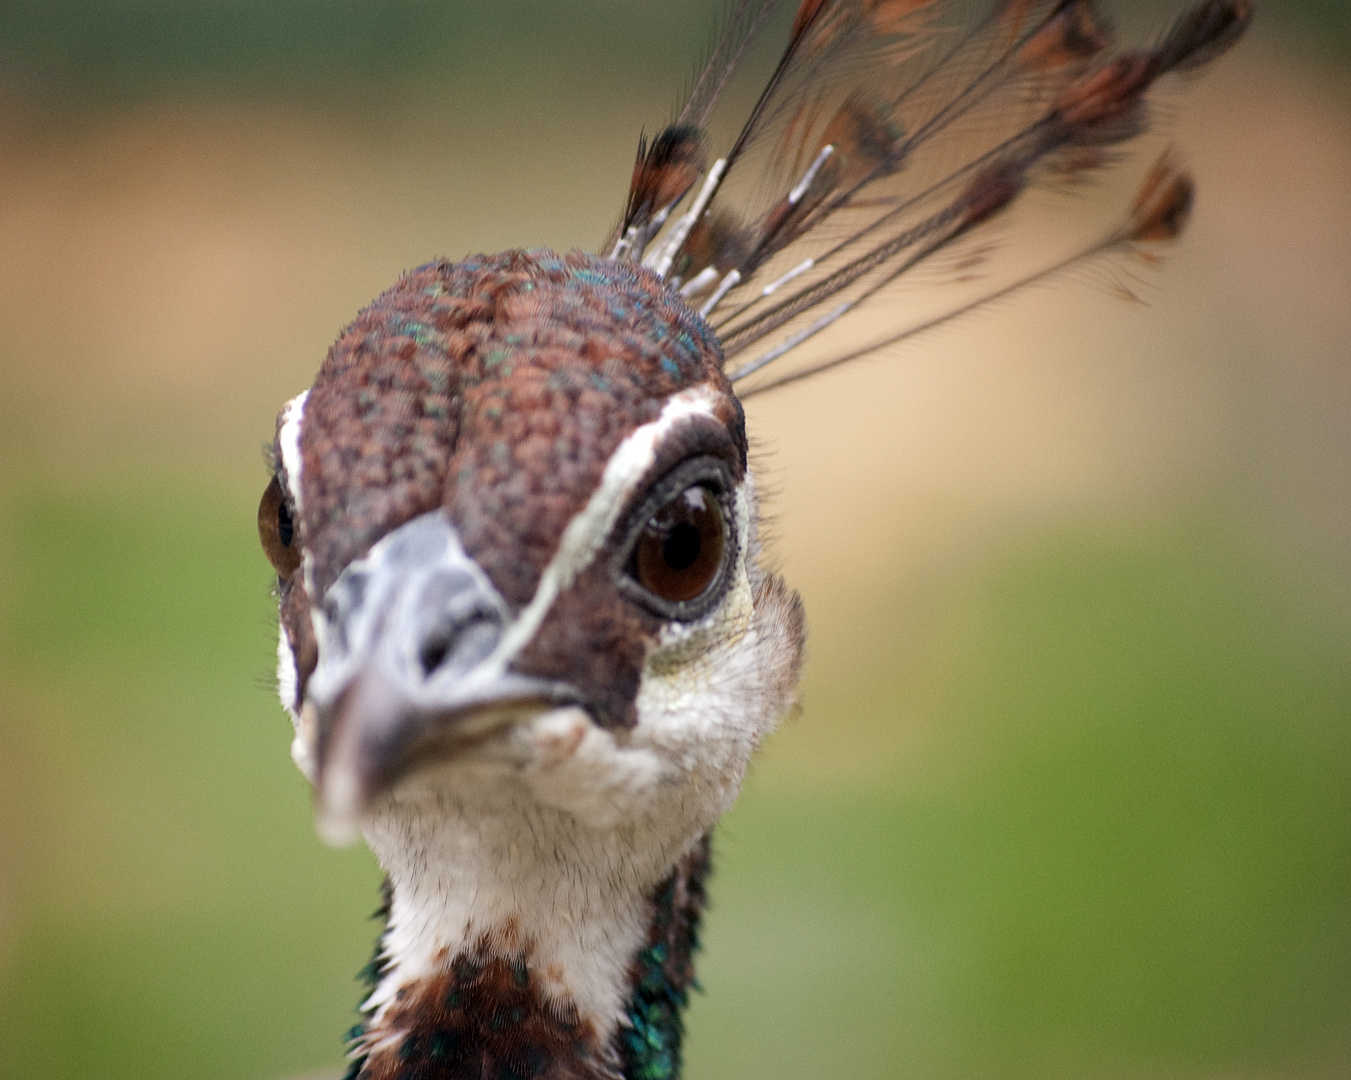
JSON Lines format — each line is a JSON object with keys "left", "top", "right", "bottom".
{"left": 613, "top": 836, "right": 710, "bottom": 1080}
{"left": 346, "top": 792, "right": 711, "bottom": 1080}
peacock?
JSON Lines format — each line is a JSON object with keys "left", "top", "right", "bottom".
{"left": 255, "top": 2, "right": 1250, "bottom": 1076}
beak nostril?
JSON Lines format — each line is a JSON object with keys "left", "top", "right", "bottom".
{"left": 419, "top": 636, "right": 452, "bottom": 677}
{"left": 417, "top": 614, "right": 498, "bottom": 678}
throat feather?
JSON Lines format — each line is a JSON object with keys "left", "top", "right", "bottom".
{"left": 345, "top": 834, "right": 712, "bottom": 1080}
{"left": 351, "top": 941, "right": 615, "bottom": 1080}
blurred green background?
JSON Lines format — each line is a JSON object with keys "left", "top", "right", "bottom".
{"left": 0, "top": 2, "right": 1348, "bottom": 1079}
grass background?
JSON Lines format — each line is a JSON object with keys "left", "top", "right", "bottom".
{"left": 1, "top": 2, "right": 1349, "bottom": 1078}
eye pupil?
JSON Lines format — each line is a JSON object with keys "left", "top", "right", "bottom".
{"left": 662, "top": 521, "right": 701, "bottom": 571}
{"left": 630, "top": 484, "right": 726, "bottom": 606}
{"left": 277, "top": 503, "right": 294, "bottom": 548}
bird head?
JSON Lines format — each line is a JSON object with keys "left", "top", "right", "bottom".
{"left": 255, "top": 2, "right": 1252, "bottom": 1062}
{"left": 261, "top": 249, "right": 804, "bottom": 866}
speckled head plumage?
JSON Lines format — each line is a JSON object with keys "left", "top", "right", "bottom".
{"left": 277, "top": 250, "right": 748, "bottom": 732}
{"left": 293, "top": 252, "right": 734, "bottom": 601}
{"left": 257, "top": 3, "right": 1249, "bottom": 1078}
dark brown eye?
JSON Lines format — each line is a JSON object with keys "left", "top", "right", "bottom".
{"left": 258, "top": 475, "right": 302, "bottom": 579}
{"left": 630, "top": 485, "right": 726, "bottom": 604}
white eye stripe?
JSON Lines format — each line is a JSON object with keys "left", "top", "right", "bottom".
{"left": 278, "top": 389, "right": 309, "bottom": 515}
{"left": 482, "top": 383, "right": 725, "bottom": 674}
{"left": 277, "top": 388, "right": 324, "bottom": 610}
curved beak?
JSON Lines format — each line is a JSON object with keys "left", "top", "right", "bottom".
{"left": 299, "top": 510, "right": 581, "bottom": 844}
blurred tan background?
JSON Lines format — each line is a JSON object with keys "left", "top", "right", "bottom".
{"left": 0, "top": 2, "right": 1348, "bottom": 1078}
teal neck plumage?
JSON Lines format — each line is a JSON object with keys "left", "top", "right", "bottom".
{"left": 617, "top": 834, "right": 710, "bottom": 1080}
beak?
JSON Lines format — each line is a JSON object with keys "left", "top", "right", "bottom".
{"left": 300, "top": 510, "right": 581, "bottom": 844}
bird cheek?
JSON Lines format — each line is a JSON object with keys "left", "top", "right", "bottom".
{"left": 646, "top": 562, "right": 756, "bottom": 686}
{"left": 518, "top": 707, "right": 665, "bottom": 829}
{"left": 524, "top": 707, "right": 591, "bottom": 768}
{"left": 291, "top": 701, "right": 321, "bottom": 783}
{"left": 280, "top": 577, "right": 319, "bottom": 713}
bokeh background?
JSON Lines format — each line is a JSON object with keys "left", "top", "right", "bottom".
{"left": 1, "top": 2, "right": 1348, "bottom": 1078}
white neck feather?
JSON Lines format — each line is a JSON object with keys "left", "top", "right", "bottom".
{"left": 359, "top": 766, "right": 709, "bottom": 1044}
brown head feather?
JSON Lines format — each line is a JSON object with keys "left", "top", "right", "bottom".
{"left": 623, "top": 125, "right": 708, "bottom": 235}
{"left": 1154, "top": 0, "right": 1254, "bottom": 74}
{"left": 790, "top": 0, "right": 835, "bottom": 45}
{"left": 820, "top": 93, "right": 905, "bottom": 190}
{"left": 960, "top": 160, "right": 1026, "bottom": 230}
{"left": 1016, "top": 0, "right": 1111, "bottom": 73}
{"left": 1128, "top": 156, "right": 1196, "bottom": 242}
{"left": 1052, "top": 52, "right": 1155, "bottom": 144}
{"left": 680, "top": 211, "right": 755, "bottom": 281}
{"left": 861, "top": 0, "right": 940, "bottom": 35}
{"left": 996, "top": 0, "right": 1040, "bottom": 42}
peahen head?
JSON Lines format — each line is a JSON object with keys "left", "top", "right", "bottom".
{"left": 262, "top": 250, "right": 802, "bottom": 1078}
{"left": 257, "top": 2, "right": 1250, "bottom": 1077}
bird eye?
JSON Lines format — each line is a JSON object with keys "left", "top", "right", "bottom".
{"left": 628, "top": 485, "right": 726, "bottom": 605}
{"left": 258, "top": 475, "right": 302, "bottom": 579}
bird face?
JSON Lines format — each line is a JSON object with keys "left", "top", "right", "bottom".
{"left": 261, "top": 250, "right": 804, "bottom": 853}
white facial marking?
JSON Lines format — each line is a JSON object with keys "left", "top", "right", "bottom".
{"left": 483, "top": 383, "right": 722, "bottom": 674}
{"left": 278, "top": 388, "right": 325, "bottom": 614}
{"left": 277, "top": 389, "right": 308, "bottom": 513}
{"left": 291, "top": 706, "right": 318, "bottom": 784}
{"left": 276, "top": 620, "right": 299, "bottom": 722}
